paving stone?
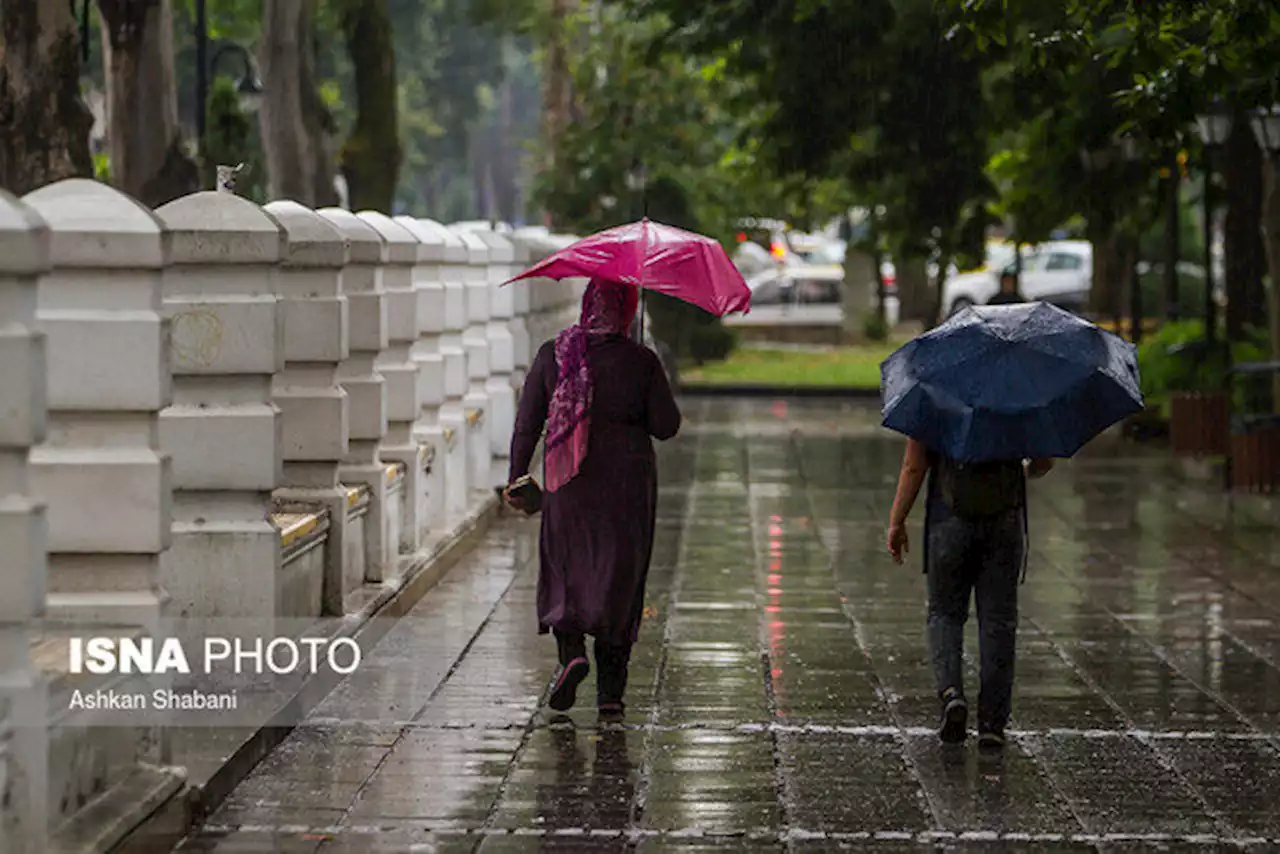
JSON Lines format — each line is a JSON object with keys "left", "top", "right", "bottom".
{"left": 177, "top": 400, "right": 1280, "bottom": 851}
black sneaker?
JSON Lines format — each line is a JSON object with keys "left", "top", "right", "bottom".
{"left": 549, "top": 657, "right": 590, "bottom": 712}
{"left": 939, "top": 688, "right": 968, "bottom": 744}
{"left": 978, "top": 728, "right": 1006, "bottom": 750}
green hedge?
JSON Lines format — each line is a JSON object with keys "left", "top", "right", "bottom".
{"left": 1136, "top": 319, "right": 1270, "bottom": 415}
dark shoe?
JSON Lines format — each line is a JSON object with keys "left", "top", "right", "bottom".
{"left": 597, "top": 701, "right": 625, "bottom": 722}
{"left": 978, "top": 728, "right": 1006, "bottom": 750}
{"left": 549, "top": 657, "right": 590, "bottom": 712}
{"left": 939, "top": 688, "right": 968, "bottom": 744}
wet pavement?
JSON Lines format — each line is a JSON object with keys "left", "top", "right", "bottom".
{"left": 178, "top": 399, "right": 1280, "bottom": 852}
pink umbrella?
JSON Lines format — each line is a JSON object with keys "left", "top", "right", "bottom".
{"left": 504, "top": 218, "right": 751, "bottom": 317}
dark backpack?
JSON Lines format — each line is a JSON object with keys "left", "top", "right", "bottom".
{"left": 936, "top": 456, "right": 1025, "bottom": 517}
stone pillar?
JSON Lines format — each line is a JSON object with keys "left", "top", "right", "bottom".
{"left": 464, "top": 229, "right": 518, "bottom": 487}
{"left": 263, "top": 201, "right": 351, "bottom": 617}
{"left": 153, "top": 191, "right": 284, "bottom": 620}
{"left": 413, "top": 220, "right": 470, "bottom": 524}
{"left": 319, "top": 208, "right": 394, "bottom": 581}
{"left": 452, "top": 230, "right": 495, "bottom": 494}
{"left": 356, "top": 212, "right": 427, "bottom": 557}
{"left": 392, "top": 217, "right": 449, "bottom": 537}
{"left": 23, "top": 179, "right": 171, "bottom": 630}
{"left": 0, "top": 191, "right": 50, "bottom": 851}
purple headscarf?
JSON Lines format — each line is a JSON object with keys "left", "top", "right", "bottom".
{"left": 544, "top": 278, "right": 640, "bottom": 492}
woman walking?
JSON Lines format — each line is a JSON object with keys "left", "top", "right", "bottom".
{"left": 505, "top": 278, "right": 681, "bottom": 719}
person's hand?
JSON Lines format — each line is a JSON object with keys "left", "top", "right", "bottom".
{"left": 887, "top": 522, "right": 909, "bottom": 564}
{"left": 502, "top": 484, "right": 526, "bottom": 512}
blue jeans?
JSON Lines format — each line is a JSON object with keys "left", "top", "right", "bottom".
{"left": 925, "top": 507, "right": 1024, "bottom": 731}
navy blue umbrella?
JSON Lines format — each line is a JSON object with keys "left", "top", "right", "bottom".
{"left": 880, "top": 302, "right": 1143, "bottom": 462}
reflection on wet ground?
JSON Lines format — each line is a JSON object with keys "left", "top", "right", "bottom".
{"left": 179, "top": 399, "right": 1280, "bottom": 852}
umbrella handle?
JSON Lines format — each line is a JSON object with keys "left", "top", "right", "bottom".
{"left": 639, "top": 288, "right": 646, "bottom": 345}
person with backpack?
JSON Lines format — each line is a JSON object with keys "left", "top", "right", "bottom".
{"left": 885, "top": 437, "right": 1053, "bottom": 747}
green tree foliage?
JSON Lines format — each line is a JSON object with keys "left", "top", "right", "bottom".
{"left": 619, "top": 0, "right": 999, "bottom": 322}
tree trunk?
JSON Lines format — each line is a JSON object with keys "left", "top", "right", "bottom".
{"left": 1089, "top": 231, "right": 1123, "bottom": 320}
{"left": 841, "top": 248, "right": 877, "bottom": 342}
{"left": 1224, "top": 113, "right": 1268, "bottom": 340}
{"left": 0, "top": 0, "right": 94, "bottom": 194}
{"left": 896, "top": 256, "right": 930, "bottom": 328}
{"left": 338, "top": 0, "right": 401, "bottom": 213}
{"left": 260, "top": 0, "right": 336, "bottom": 206}
{"left": 541, "top": 0, "right": 575, "bottom": 216}
{"left": 1260, "top": 153, "right": 1280, "bottom": 410}
{"left": 97, "top": 0, "right": 198, "bottom": 206}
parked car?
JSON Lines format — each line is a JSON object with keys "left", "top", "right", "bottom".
{"left": 736, "top": 263, "right": 901, "bottom": 326}
{"left": 940, "top": 240, "right": 1092, "bottom": 317}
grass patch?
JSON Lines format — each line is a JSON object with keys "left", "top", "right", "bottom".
{"left": 682, "top": 343, "right": 901, "bottom": 389}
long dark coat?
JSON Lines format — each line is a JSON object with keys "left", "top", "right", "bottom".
{"left": 509, "top": 334, "right": 681, "bottom": 646}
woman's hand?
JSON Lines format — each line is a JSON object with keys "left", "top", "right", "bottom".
{"left": 502, "top": 484, "right": 526, "bottom": 512}
{"left": 887, "top": 522, "right": 910, "bottom": 564}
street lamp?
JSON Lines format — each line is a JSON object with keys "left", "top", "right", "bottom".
{"left": 1250, "top": 103, "right": 1280, "bottom": 153}
{"left": 212, "top": 44, "right": 265, "bottom": 114}
{"left": 194, "top": 0, "right": 264, "bottom": 148}
{"left": 1194, "top": 99, "right": 1233, "bottom": 344}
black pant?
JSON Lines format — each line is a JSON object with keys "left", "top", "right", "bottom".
{"left": 555, "top": 631, "right": 631, "bottom": 706}
{"left": 925, "top": 508, "right": 1024, "bottom": 731}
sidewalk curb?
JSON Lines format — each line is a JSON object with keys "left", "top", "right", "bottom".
{"left": 115, "top": 493, "right": 502, "bottom": 852}
{"left": 679, "top": 383, "right": 882, "bottom": 400}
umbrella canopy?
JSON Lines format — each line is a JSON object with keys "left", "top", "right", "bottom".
{"left": 504, "top": 218, "right": 751, "bottom": 317}
{"left": 880, "top": 302, "right": 1143, "bottom": 462}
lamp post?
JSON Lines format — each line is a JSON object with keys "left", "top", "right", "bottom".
{"left": 1194, "top": 100, "right": 1233, "bottom": 344}
{"left": 194, "top": 1, "right": 264, "bottom": 148}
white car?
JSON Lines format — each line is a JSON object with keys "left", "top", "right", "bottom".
{"left": 940, "top": 240, "right": 1092, "bottom": 317}
{"left": 729, "top": 263, "right": 900, "bottom": 327}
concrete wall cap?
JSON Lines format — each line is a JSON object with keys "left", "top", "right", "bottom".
{"left": 264, "top": 200, "right": 349, "bottom": 267}
{"left": 356, "top": 211, "right": 418, "bottom": 265}
{"left": 0, "top": 189, "right": 51, "bottom": 275}
{"left": 319, "top": 207, "right": 387, "bottom": 265}
{"left": 413, "top": 218, "right": 467, "bottom": 263}
{"left": 466, "top": 229, "right": 515, "bottom": 264}
{"left": 450, "top": 227, "right": 491, "bottom": 264}
{"left": 156, "top": 191, "right": 286, "bottom": 266}
{"left": 23, "top": 178, "right": 167, "bottom": 269}
{"left": 392, "top": 215, "right": 446, "bottom": 263}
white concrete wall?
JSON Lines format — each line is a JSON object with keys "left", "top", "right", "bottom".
{"left": 357, "top": 212, "right": 428, "bottom": 559}
{"left": 0, "top": 191, "right": 51, "bottom": 853}
{"left": 154, "top": 191, "right": 285, "bottom": 621}
{"left": 451, "top": 230, "right": 495, "bottom": 494}
{"left": 456, "top": 227, "right": 517, "bottom": 490}
{"left": 0, "top": 173, "right": 588, "bottom": 850}
{"left": 410, "top": 219, "right": 470, "bottom": 525}
{"left": 23, "top": 179, "right": 172, "bottom": 631}
{"left": 319, "top": 208, "right": 394, "bottom": 583}
{"left": 391, "top": 216, "right": 449, "bottom": 539}
{"left": 263, "top": 201, "right": 352, "bottom": 617}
